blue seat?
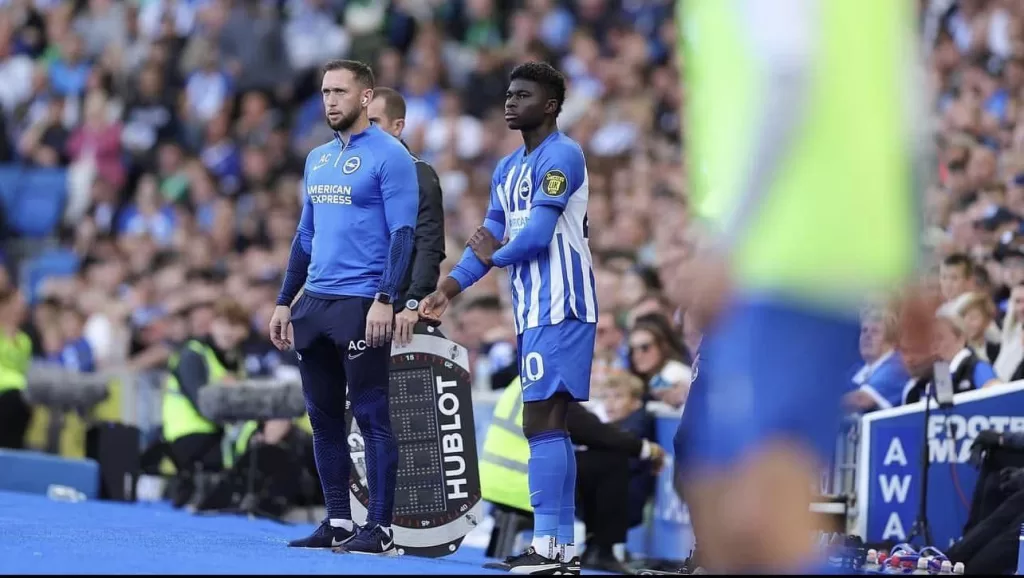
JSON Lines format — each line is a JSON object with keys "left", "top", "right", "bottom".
{"left": 0, "top": 166, "right": 28, "bottom": 210}
{"left": 0, "top": 448, "right": 99, "bottom": 499}
{"left": 7, "top": 169, "right": 68, "bottom": 238}
{"left": 21, "top": 248, "right": 80, "bottom": 304}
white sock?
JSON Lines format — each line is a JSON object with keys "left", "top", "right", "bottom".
{"left": 531, "top": 535, "right": 557, "bottom": 559}
{"left": 559, "top": 543, "right": 576, "bottom": 562}
{"left": 329, "top": 518, "right": 354, "bottom": 531}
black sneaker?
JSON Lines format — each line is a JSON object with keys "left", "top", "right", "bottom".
{"left": 497, "top": 546, "right": 563, "bottom": 575}
{"left": 334, "top": 524, "right": 399, "bottom": 557}
{"left": 287, "top": 519, "right": 357, "bottom": 549}
{"left": 559, "top": 556, "right": 581, "bottom": 575}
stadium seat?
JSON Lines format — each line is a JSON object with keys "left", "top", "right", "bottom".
{"left": 0, "top": 448, "right": 99, "bottom": 499}
{"left": 20, "top": 247, "right": 79, "bottom": 304}
{"left": 0, "top": 168, "right": 68, "bottom": 238}
{"left": 0, "top": 166, "right": 22, "bottom": 209}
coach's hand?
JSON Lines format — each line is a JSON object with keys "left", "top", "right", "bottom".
{"left": 467, "top": 226, "right": 501, "bottom": 267}
{"left": 394, "top": 307, "right": 418, "bottom": 347}
{"left": 366, "top": 301, "right": 394, "bottom": 347}
{"left": 269, "top": 305, "right": 293, "bottom": 351}
{"left": 419, "top": 290, "right": 450, "bottom": 323}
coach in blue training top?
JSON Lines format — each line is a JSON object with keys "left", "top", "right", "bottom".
{"left": 269, "top": 59, "right": 418, "bottom": 556}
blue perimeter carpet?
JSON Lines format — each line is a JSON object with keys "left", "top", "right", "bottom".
{"left": 0, "top": 490, "right": 507, "bottom": 574}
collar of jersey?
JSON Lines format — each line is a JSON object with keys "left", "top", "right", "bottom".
{"left": 333, "top": 123, "right": 377, "bottom": 148}
{"left": 519, "top": 130, "right": 561, "bottom": 159}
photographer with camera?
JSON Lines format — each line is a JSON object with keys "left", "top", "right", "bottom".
{"left": 947, "top": 430, "right": 1024, "bottom": 574}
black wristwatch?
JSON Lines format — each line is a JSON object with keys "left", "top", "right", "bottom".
{"left": 374, "top": 292, "right": 392, "bottom": 305}
{"left": 405, "top": 298, "right": 419, "bottom": 311}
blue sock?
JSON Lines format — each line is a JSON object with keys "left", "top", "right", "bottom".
{"left": 557, "top": 436, "right": 577, "bottom": 561}
{"left": 527, "top": 429, "right": 567, "bottom": 559}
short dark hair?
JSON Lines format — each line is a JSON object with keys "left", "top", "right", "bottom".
{"left": 943, "top": 253, "right": 974, "bottom": 276}
{"left": 509, "top": 61, "right": 566, "bottom": 117}
{"left": 371, "top": 86, "right": 406, "bottom": 121}
{"left": 321, "top": 59, "right": 375, "bottom": 89}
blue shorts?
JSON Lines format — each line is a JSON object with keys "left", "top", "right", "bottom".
{"left": 516, "top": 319, "right": 597, "bottom": 403}
{"left": 674, "top": 297, "right": 860, "bottom": 476}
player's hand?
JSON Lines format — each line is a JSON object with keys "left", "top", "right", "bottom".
{"left": 394, "top": 307, "right": 419, "bottom": 347}
{"left": 269, "top": 305, "right": 293, "bottom": 351}
{"left": 467, "top": 226, "right": 502, "bottom": 267}
{"left": 366, "top": 300, "right": 394, "bottom": 347}
{"left": 419, "top": 290, "right": 450, "bottom": 323}
{"left": 647, "top": 442, "right": 667, "bottom": 474}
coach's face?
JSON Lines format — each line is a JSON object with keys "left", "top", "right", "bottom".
{"left": 504, "top": 78, "right": 552, "bottom": 131}
{"left": 322, "top": 68, "right": 370, "bottom": 132}
{"left": 368, "top": 96, "right": 404, "bottom": 138}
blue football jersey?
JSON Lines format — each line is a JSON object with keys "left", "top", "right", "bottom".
{"left": 489, "top": 132, "right": 597, "bottom": 334}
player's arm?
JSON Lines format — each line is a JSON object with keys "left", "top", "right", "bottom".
{"left": 710, "top": 0, "right": 818, "bottom": 253}
{"left": 276, "top": 163, "right": 314, "bottom": 306}
{"left": 376, "top": 147, "right": 419, "bottom": 301}
{"left": 490, "top": 146, "right": 583, "bottom": 267}
{"left": 443, "top": 173, "right": 507, "bottom": 298}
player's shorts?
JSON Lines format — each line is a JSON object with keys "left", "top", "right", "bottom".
{"left": 516, "top": 319, "right": 597, "bottom": 403}
{"left": 674, "top": 295, "right": 860, "bottom": 477}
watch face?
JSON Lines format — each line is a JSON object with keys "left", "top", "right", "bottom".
{"left": 406, "top": 299, "right": 419, "bottom": 310}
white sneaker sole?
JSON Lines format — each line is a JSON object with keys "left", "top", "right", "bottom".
{"left": 336, "top": 547, "right": 400, "bottom": 557}
{"left": 509, "top": 563, "right": 563, "bottom": 575}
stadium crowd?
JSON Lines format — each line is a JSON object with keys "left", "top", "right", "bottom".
{"left": 0, "top": 0, "right": 692, "bottom": 409}
{"left": 4, "top": 0, "right": 1024, "bottom": 572}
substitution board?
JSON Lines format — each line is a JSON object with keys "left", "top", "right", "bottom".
{"left": 345, "top": 325, "right": 483, "bottom": 557}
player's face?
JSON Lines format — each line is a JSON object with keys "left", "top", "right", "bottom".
{"left": 504, "top": 78, "right": 552, "bottom": 131}
{"left": 322, "top": 69, "right": 368, "bottom": 132}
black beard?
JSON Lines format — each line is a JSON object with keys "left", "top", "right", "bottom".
{"left": 328, "top": 110, "right": 359, "bottom": 132}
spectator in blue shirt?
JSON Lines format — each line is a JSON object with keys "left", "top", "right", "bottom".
{"left": 58, "top": 305, "right": 95, "bottom": 373}
{"left": 844, "top": 305, "right": 910, "bottom": 412}
{"left": 47, "top": 33, "right": 92, "bottom": 98}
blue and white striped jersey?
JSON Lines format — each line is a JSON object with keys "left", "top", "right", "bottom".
{"left": 489, "top": 132, "right": 597, "bottom": 334}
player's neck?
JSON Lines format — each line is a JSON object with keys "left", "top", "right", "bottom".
{"left": 336, "top": 115, "right": 371, "bottom": 145}
{"left": 521, "top": 122, "right": 557, "bottom": 154}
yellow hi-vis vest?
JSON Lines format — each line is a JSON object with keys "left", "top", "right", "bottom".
{"left": 0, "top": 331, "right": 31, "bottom": 394}
{"left": 681, "top": 0, "right": 919, "bottom": 308}
{"left": 162, "top": 340, "right": 237, "bottom": 445}
{"left": 480, "top": 377, "right": 531, "bottom": 512}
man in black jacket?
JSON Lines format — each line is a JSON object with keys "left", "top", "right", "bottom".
{"left": 367, "top": 87, "right": 446, "bottom": 345}
{"left": 947, "top": 430, "right": 1024, "bottom": 574}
